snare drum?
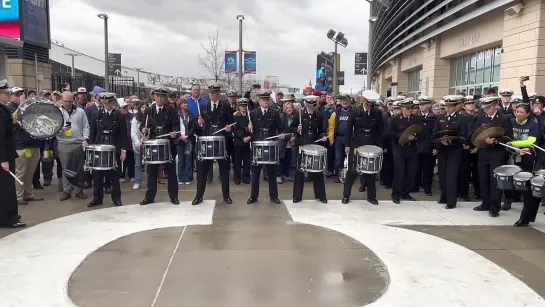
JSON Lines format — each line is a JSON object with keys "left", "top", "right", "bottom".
{"left": 298, "top": 144, "right": 327, "bottom": 173}
{"left": 535, "top": 169, "right": 545, "bottom": 177}
{"left": 19, "top": 98, "right": 64, "bottom": 140}
{"left": 85, "top": 145, "right": 116, "bottom": 170}
{"left": 142, "top": 139, "right": 171, "bottom": 164}
{"left": 355, "top": 145, "right": 383, "bottom": 174}
{"left": 531, "top": 176, "right": 545, "bottom": 198}
{"left": 513, "top": 172, "right": 533, "bottom": 191}
{"left": 197, "top": 136, "right": 226, "bottom": 160}
{"left": 493, "top": 165, "right": 522, "bottom": 190}
{"left": 252, "top": 141, "right": 279, "bottom": 165}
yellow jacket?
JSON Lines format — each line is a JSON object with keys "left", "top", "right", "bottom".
{"left": 328, "top": 112, "right": 336, "bottom": 143}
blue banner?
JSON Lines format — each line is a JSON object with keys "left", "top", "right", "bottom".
{"left": 244, "top": 51, "right": 256, "bottom": 74}
{"left": 21, "top": 0, "right": 50, "bottom": 47}
{"left": 0, "top": 0, "right": 19, "bottom": 22}
{"left": 225, "top": 51, "right": 237, "bottom": 73}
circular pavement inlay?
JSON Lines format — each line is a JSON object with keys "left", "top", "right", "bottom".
{"left": 68, "top": 224, "right": 390, "bottom": 307}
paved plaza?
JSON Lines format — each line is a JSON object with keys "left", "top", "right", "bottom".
{"left": 1, "top": 178, "right": 545, "bottom": 306}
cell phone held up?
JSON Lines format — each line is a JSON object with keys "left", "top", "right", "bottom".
{"left": 65, "top": 122, "right": 71, "bottom": 127}
{"left": 521, "top": 76, "right": 530, "bottom": 82}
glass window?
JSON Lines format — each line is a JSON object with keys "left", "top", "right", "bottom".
{"left": 408, "top": 69, "right": 422, "bottom": 97}
{"left": 449, "top": 47, "right": 500, "bottom": 96}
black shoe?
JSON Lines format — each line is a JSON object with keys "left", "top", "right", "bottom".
{"left": 247, "top": 198, "right": 258, "bottom": 204}
{"left": 319, "top": 198, "right": 328, "bottom": 204}
{"left": 514, "top": 219, "right": 529, "bottom": 227}
{"left": 384, "top": 185, "right": 392, "bottom": 189}
{"left": 243, "top": 179, "right": 251, "bottom": 184}
{"left": 270, "top": 198, "right": 281, "bottom": 204}
{"left": 501, "top": 200, "right": 512, "bottom": 211}
{"left": 474, "top": 194, "right": 481, "bottom": 200}
{"left": 33, "top": 184, "right": 44, "bottom": 190}
{"left": 43, "top": 180, "right": 51, "bottom": 187}
{"left": 392, "top": 198, "right": 400, "bottom": 204}
{"left": 192, "top": 198, "right": 203, "bottom": 206}
{"left": 489, "top": 211, "right": 499, "bottom": 218}
{"left": 234, "top": 180, "right": 241, "bottom": 185}
{"left": 359, "top": 186, "right": 366, "bottom": 192}
{"left": 88, "top": 200, "right": 103, "bottom": 208}
{"left": 224, "top": 198, "right": 232, "bottom": 204}
{"left": 83, "top": 181, "right": 92, "bottom": 189}
{"left": 293, "top": 198, "right": 301, "bottom": 203}
{"left": 113, "top": 201, "right": 122, "bottom": 207}
{"left": 445, "top": 205, "right": 456, "bottom": 209}
{"left": 473, "top": 204, "right": 489, "bottom": 212}
{"left": 342, "top": 197, "right": 350, "bottom": 204}
{"left": 0, "top": 221, "right": 26, "bottom": 228}
{"left": 437, "top": 200, "right": 447, "bottom": 204}
{"left": 140, "top": 199, "right": 154, "bottom": 206}
{"left": 171, "top": 198, "right": 180, "bottom": 205}
{"left": 367, "top": 198, "right": 379, "bottom": 205}
{"left": 462, "top": 197, "right": 471, "bottom": 201}
{"left": 425, "top": 191, "right": 433, "bottom": 196}
{"left": 402, "top": 194, "right": 416, "bottom": 201}
{"left": 104, "top": 187, "right": 112, "bottom": 194}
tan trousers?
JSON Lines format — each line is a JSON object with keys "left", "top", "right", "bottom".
{"left": 15, "top": 148, "right": 41, "bottom": 200}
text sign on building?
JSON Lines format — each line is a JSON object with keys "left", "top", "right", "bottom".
{"left": 108, "top": 53, "right": 122, "bottom": 76}
{"left": 0, "top": 0, "right": 20, "bottom": 40}
{"left": 20, "top": 0, "right": 51, "bottom": 48}
{"left": 355, "top": 52, "right": 367, "bottom": 75}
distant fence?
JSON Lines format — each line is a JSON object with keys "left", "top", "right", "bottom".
{"left": 51, "top": 74, "right": 149, "bottom": 98}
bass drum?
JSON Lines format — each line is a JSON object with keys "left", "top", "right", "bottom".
{"left": 19, "top": 97, "right": 64, "bottom": 139}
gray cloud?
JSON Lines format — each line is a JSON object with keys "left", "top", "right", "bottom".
{"left": 50, "top": 0, "right": 371, "bottom": 92}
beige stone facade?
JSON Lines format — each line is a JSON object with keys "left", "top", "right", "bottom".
{"left": 373, "top": 1, "right": 545, "bottom": 100}
{"left": 7, "top": 59, "right": 52, "bottom": 92}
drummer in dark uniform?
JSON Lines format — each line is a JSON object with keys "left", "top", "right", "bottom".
{"left": 380, "top": 97, "right": 398, "bottom": 189}
{"left": 433, "top": 95, "right": 468, "bottom": 209}
{"left": 414, "top": 95, "right": 435, "bottom": 196}
{"left": 88, "top": 92, "right": 128, "bottom": 207}
{"left": 247, "top": 89, "right": 283, "bottom": 204}
{"left": 499, "top": 89, "right": 515, "bottom": 117}
{"left": 387, "top": 98, "right": 422, "bottom": 204}
{"left": 341, "top": 94, "right": 383, "bottom": 205}
{"left": 140, "top": 87, "right": 180, "bottom": 206}
{"left": 292, "top": 95, "right": 328, "bottom": 203}
{"left": 232, "top": 98, "right": 251, "bottom": 185}
{"left": 472, "top": 96, "right": 513, "bottom": 217}
{"left": 193, "top": 83, "right": 234, "bottom": 205}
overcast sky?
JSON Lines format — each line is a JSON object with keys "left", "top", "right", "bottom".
{"left": 50, "top": 0, "right": 371, "bottom": 93}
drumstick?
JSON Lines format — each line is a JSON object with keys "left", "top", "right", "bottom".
{"left": 533, "top": 144, "right": 545, "bottom": 153}
{"left": 498, "top": 142, "right": 521, "bottom": 153}
{"left": 145, "top": 115, "right": 148, "bottom": 128}
{"left": 265, "top": 134, "right": 282, "bottom": 140}
{"left": 4, "top": 169, "right": 23, "bottom": 185}
{"left": 156, "top": 131, "right": 180, "bottom": 138}
{"left": 212, "top": 123, "right": 237, "bottom": 135}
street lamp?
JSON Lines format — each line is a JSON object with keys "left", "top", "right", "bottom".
{"left": 237, "top": 15, "right": 244, "bottom": 94}
{"left": 326, "top": 29, "right": 348, "bottom": 95}
{"left": 65, "top": 53, "right": 79, "bottom": 85}
{"left": 98, "top": 13, "right": 109, "bottom": 91}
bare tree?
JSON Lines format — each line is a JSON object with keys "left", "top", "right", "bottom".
{"left": 198, "top": 29, "right": 226, "bottom": 84}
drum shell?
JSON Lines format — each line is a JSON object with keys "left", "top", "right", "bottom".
{"left": 85, "top": 145, "right": 117, "bottom": 170}
{"left": 355, "top": 145, "right": 383, "bottom": 174}
{"left": 252, "top": 141, "right": 279, "bottom": 165}
{"left": 513, "top": 172, "right": 533, "bottom": 192}
{"left": 142, "top": 140, "right": 171, "bottom": 164}
{"left": 531, "top": 176, "right": 545, "bottom": 198}
{"left": 493, "top": 165, "right": 522, "bottom": 190}
{"left": 298, "top": 145, "right": 327, "bottom": 173}
{"left": 198, "top": 136, "right": 226, "bottom": 160}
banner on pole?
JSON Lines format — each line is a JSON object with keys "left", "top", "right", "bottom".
{"left": 225, "top": 51, "right": 237, "bottom": 73}
{"left": 244, "top": 51, "right": 256, "bottom": 74}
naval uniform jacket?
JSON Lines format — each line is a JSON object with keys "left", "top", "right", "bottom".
{"left": 249, "top": 108, "right": 282, "bottom": 142}
{"left": 141, "top": 104, "right": 180, "bottom": 140}
{"left": 0, "top": 103, "right": 17, "bottom": 163}
{"left": 232, "top": 111, "right": 251, "bottom": 148}
{"left": 291, "top": 108, "right": 327, "bottom": 146}
{"left": 472, "top": 112, "right": 513, "bottom": 159}
{"left": 89, "top": 109, "right": 129, "bottom": 154}
{"left": 433, "top": 112, "right": 468, "bottom": 150}
{"left": 387, "top": 114, "right": 423, "bottom": 156}
{"left": 348, "top": 106, "right": 383, "bottom": 149}
{"left": 196, "top": 100, "right": 234, "bottom": 138}
{"left": 416, "top": 111, "right": 435, "bottom": 154}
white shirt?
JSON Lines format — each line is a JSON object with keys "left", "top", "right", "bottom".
{"left": 421, "top": 112, "right": 429, "bottom": 118}
{"left": 211, "top": 101, "right": 219, "bottom": 111}
{"left": 156, "top": 106, "right": 162, "bottom": 114}
{"left": 261, "top": 107, "right": 268, "bottom": 115}
{"left": 179, "top": 113, "right": 188, "bottom": 136}
{"left": 489, "top": 111, "right": 498, "bottom": 120}
{"left": 104, "top": 108, "right": 114, "bottom": 116}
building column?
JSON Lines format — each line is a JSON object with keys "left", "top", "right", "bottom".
{"left": 8, "top": 59, "right": 52, "bottom": 91}
{"left": 389, "top": 58, "right": 408, "bottom": 96}
{"left": 422, "top": 38, "right": 450, "bottom": 101}
{"left": 500, "top": 0, "right": 545, "bottom": 92}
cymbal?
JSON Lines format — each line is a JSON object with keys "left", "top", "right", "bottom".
{"left": 473, "top": 126, "right": 505, "bottom": 148}
{"left": 431, "top": 136, "right": 465, "bottom": 143}
{"left": 432, "top": 130, "right": 458, "bottom": 140}
{"left": 399, "top": 125, "right": 423, "bottom": 145}
{"left": 471, "top": 123, "right": 496, "bottom": 145}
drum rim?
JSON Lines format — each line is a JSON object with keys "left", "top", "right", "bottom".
{"left": 143, "top": 139, "right": 170, "bottom": 145}
{"left": 513, "top": 172, "right": 533, "bottom": 181}
{"left": 493, "top": 165, "right": 522, "bottom": 176}
{"left": 301, "top": 144, "right": 327, "bottom": 153}
{"left": 357, "top": 145, "right": 382, "bottom": 154}
{"left": 198, "top": 136, "right": 225, "bottom": 141}
{"left": 20, "top": 102, "right": 64, "bottom": 139}
{"left": 87, "top": 144, "right": 116, "bottom": 150}
{"left": 253, "top": 140, "right": 279, "bottom": 145}
{"left": 531, "top": 176, "right": 545, "bottom": 185}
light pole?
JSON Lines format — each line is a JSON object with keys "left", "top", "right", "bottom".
{"left": 98, "top": 13, "right": 109, "bottom": 91}
{"left": 237, "top": 15, "right": 244, "bottom": 94}
{"left": 368, "top": 14, "right": 378, "bottom": 90}
{"left": 134, "top": 68, "right": 143, "bottom": 97}
{"left": 326, "top": 29, "right": 348, "bottom": 95}
{"left": 65, "top": 53, "right": 79, "bottom": 86}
